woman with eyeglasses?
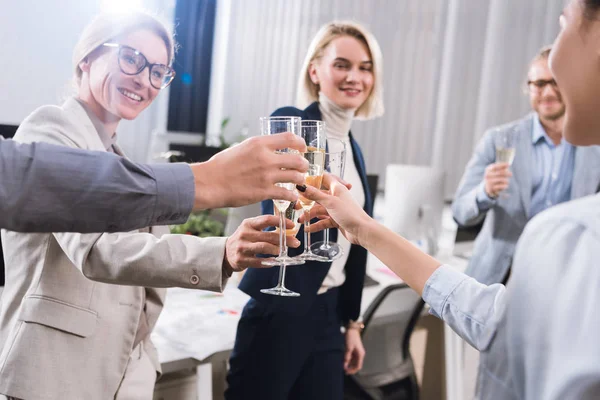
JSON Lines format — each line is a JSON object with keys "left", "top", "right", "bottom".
{"left": 0, "top": 11, "right": 299, "bottom": 400}
{"left": 299, "top": 1, "right": 600, "bottom": 397}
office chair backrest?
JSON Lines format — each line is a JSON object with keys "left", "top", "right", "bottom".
{"left": 356, "top": 284, "right": 424, "bottom": 389}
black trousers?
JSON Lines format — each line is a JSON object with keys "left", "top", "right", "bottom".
{"left": 225, "top": 288, "right": 345, "bottom": 400}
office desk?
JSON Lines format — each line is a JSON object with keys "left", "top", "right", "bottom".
{"left": 154, "top": 250, "right": 469, "bottom": 400}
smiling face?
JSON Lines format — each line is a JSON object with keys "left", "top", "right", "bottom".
{"left": 549, "top": 0, "right": 600, "bottom": 145}
{"left": 78, "top": 28, "right": 169, "bottom": 124}
{"left": 309, "top": 35, "right": 374, "bottom": 111}
{"left": 527, "top": 58, "right": 566, "bottom": 121}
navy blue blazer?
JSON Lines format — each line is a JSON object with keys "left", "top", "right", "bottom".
{"left": 238, "top": 102, "right": 373, "bottom": 323}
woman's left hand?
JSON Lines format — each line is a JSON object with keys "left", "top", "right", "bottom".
{"left": 344, "top": 328, "right": 365, "bottom": 375}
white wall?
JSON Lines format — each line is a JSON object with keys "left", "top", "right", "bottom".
{"left": 209, "top": 0, "right": 563, "bottom": 198}
{"left": 0, "top": 0, "right": 99, "bottom": 125}
{"left": 0, "top": 0, "right": 175, "bottom": 162}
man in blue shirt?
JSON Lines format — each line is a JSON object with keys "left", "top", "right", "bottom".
{"left": 451, "top": 46, "right": 600, "bottom": 285}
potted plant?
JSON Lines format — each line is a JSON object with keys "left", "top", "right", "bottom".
{"left": 170, "top": 209, "right": 227, "bottom": 237}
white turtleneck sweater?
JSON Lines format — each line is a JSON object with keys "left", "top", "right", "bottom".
{"left": 317, "top": 92, "right": 366, "bottom": 294}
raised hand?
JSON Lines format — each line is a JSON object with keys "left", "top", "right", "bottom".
{"left": 223, "top": 215, "right": 300, "bottom": 273}
{"left": 297, "top": 173, "right": 368, "bottom": 246}
{"left": 191, "top": 132, "right": 309, "bottom": 210}
{"left": 483, "top": 162, "right": 512, "bottom": 198}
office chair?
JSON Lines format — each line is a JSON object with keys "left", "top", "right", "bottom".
{"left": 345, "top": 284, "right": 424, "bottom": 400}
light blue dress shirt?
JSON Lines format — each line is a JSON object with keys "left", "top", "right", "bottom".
{"left": 529, "top": 115, "right": 575, "bottom": 217}
{"left": 423, "top": 193, "right": 600, "bottom": 399}
{"left": 475, "top": 115, "right": 575, "bottom": 217}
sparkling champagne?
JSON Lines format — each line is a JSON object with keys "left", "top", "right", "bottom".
{"left": 496, "top": 147, "right": 515, "bottom": 165}
{"left": 273, "top": 148, "right": 300, "bottom": 211}
{"left": 303, "top": 146, "right": 325, "bottom": 170}
{"left": 299, "top": 147, "right": 325, "bottom": 209}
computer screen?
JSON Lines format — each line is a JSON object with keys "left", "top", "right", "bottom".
{"left": 384, "top": 165, "right": 445, "bottom": 245}
{"left": 0, "top": 125, "right": 16, "bottom": 286}
{"left": 0, "top": 124, "right": 18, "bottom": 139}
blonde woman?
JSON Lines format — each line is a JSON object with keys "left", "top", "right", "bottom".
{"left": 227, "top": 21, "right": 384, "bottom": 400}
{"left": 0, "top": 11, "right": 306, "bottom": 400}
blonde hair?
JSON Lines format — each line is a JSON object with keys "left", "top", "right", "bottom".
{"left": 72, "top": 11, "right": 176, "bottom": 85}
{"left": 296, "top": 21, "right": 384, "bottom": 120}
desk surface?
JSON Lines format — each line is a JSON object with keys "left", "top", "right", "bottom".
{"left": 154, "top": 249, "right": 468, "bottom": 372}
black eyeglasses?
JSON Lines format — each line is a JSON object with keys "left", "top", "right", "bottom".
{"left": 103, "top": 43, "right": 175, "bottom": 90}
{"left": 527, "top": 79, "right": 558, "bottom": 93}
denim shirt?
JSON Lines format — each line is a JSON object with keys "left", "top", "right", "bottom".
{"left": 423, "top": 194, "right": 600, "bottom": 399}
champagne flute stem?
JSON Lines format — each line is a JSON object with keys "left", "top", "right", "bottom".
{"left": 303, "top": 208, "right": 311, "bottom": 253}
{"left": 324, "top": 228, "right": 330, "bottom": 246}
{"left": 278, "top": 210, "right": 286, "bottom": 259}
{"left": 277, "top": 264, "right": 287, "bottom": 288}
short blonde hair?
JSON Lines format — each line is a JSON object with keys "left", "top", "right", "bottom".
{"left": 72, "top": 11, "right": 176, "bottom": 85}
{"left": 296, "top": 21, "right": 384, "bottom": 120}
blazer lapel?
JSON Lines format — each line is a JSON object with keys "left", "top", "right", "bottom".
{"left": 511, "top": 117, "right": 534, "bottom": 218}
{"left": 349, "top": 132, "right": 373, "bottom": 215}
{"left": 63, "top": 98, "right": 109, "bottom": 152}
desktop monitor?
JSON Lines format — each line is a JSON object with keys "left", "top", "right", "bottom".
{"left": 0, "top": 124, "right": 18, "bottom": 139}
{"left": 384, "top": 165, "right": 445, "bottom": 246}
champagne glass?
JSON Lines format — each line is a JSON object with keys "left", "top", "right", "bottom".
{"left": 295, "top": 121, "right": 328, "bottom": 261}
{"left": 274, "top": 201, "right": 303, "bottom": 238}
{"left": 494, "top": 127, "right": 517, "bottom": 198}
{"left": 310, "top": 138, "right": 347, "bottom": 261}
{"left": 260, "top": 116, "right": 304, "bottom": 297}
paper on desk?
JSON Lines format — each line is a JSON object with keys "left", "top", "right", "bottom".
{"left": 153, "top": 287, "right": 250, "bottom": 362}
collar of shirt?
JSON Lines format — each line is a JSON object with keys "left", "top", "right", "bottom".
{"left": 532, "top": 114, "right": 559, "bottom": 148}
{"left": 74, "top": 98, "right": 118, "bottom": 151}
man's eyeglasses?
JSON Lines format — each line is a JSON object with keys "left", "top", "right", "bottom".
{"left": 527, "top": 79, "right": 558, "bottom": 93}
{"left": 103, "top": 43, "right": 175, "bottom": 90}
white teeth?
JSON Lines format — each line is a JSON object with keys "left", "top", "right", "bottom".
{"left": 119, "top": 88, "right": 142, "bottom": 101}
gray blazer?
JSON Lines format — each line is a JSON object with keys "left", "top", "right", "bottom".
{"left": 0, "top": 98, "right": 228, "bottom": 400}
{"left": 0, "top": 136, "right": 193, "bottom": 233}
{"left": 452, "top": 113, "right": 600, "bottom": 285}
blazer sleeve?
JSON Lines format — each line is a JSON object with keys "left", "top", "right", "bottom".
{"left": 451, "top": 129, "right": 497, "bottom": 226}
{"left": 53, "top": 230, "right": 227, "bottom": 291}
{"left": 12, "top": 107, "right": 227, "bottom": 291}
{"left": 0, "top": 117, "right": 193, "bottom": 233}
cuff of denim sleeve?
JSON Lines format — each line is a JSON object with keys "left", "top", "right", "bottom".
{"left": 148, "top": 163, "right": 194, "bottom": 226}
{"left": 422, "top": 264, "right": 470, "bottom": 319}
{"left": 475, "top": 181, "right": 497, "bottom": 211}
